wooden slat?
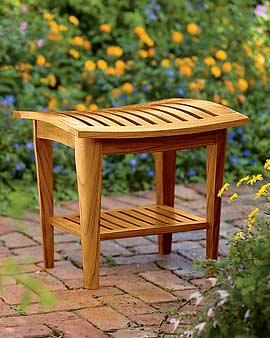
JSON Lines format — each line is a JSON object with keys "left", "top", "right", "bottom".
{"left": 161, "top": 104, "right": 214, "bottom": 119}
{"left": 155, "top": 105, "right": 199, "bottom": 121}
{"left": 158, "top": 205, "right": 204, "bottom": 221}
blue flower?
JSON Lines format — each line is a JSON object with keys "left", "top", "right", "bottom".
{"left": 139, "top": 153, "right": 149, "bottom": 160}
{"left": 15, "top": 162, "right": 25, "bottom": 171}
{"left": 26, "top": 141, "right": 33, "bottom": 150}
{"left": 166, "top": 69, "right": 175, "bottom": 78}
{"left": 242, "top": 149, "right": 250, "bottom": 157}
{"left": 112, "top": 102, "right": 120, "bottom": 107}
{"left": 142, "top": 84, "right": 151, "bottom": 93}
{"left": 147, "top": 169, "right": 154, "bottom": 177}
{"left": 14, "top": 143, "right": 20, "bottom": 150}
{"left": 176, "top": 87, "right": 185, "bottom": 97}
{"left": 0, "top": 94, "right": 16, "bottom": 106}
{"left": 230, "top": 155, "right": 239, "bottom": 166}
{"left": 129, "top": 158, "right": 137, "bottom": 167}
{"left": 187, "top": 168, "right": 196, "bottom": 177}
{"left": 53, "top": 165, "right": 62, "bottom": 173}
{"left": 103, "top": 168, "right": 111, "bottom": 175}
{"left": 228, "top": 130, "right": 235, "bottom": 144}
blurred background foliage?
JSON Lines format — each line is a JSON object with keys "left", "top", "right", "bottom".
{"left": 0, "top": 0, "right": 269, "bottom": 215}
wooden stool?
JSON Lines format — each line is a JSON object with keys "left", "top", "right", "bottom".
{"left": 14, "top": 98, "right": 248, "bottom": 289}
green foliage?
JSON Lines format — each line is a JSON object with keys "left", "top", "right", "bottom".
{"left": 0, "top": 259, "right": 56, "bottom": 311}
{"left": 0, "top": 0, "right": 269, "bottom": 213}
{"left": 189, "top": 217, "right": 270, "bottom": 338}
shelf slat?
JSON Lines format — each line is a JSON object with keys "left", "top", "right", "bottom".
{"left": 50, "top": 204, "right": 208, "bottom": 240}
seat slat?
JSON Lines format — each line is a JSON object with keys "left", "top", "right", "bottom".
{"left": 161, "top": 103, "right": 215, "bottom": 119}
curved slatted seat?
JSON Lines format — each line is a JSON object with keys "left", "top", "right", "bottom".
{"left": 14, "top": 98, "right": 248, "bottom": 138}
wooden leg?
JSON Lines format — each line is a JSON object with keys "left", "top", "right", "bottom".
{"left": 33, "top": 122, "right": 54, "bottom": 268}
{"left": 206, "top": 130, "right": 227, "bottom": 259}
{"left": 155, "top": 150, "right": 176, "bottom": 254}
{"left": 75, "top": 138, "right": 102, "bottom": 289}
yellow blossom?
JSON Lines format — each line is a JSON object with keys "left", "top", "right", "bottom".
{"left": 84, "top": 60, "right": 96, "bottom": 71}
{"left": 222, "top": 62, "right": 232, "bottom": 73}
{"left": 204, "top": 57, "right": 215, "bottom": 66}
{"left": 115, "top": 60, "right": 125, "bottom": 69}
{"left": 213, "top": 95, "right": 220, "bottom": 103}
{"left": 238, "top": 95, "right": 246, "bottom": 103}
{"left": 161, "top": 59, "right": 170, "bottom": 68}
{"left": 229, "top": 192, "right": 239, "bottom": 202}
{"left": 48, "top": 97, "right": 57, "bottom": 110}
{"left": 22, "top": 72, "right": 30, "bottom": 82}
{"left": 47, "top": 74, "right": 56, "bottom": 87}
{"left": 99, "top": 23, "right": 111, "bottom": 33}
{"left": 106, "top": 67, "right": 116, "bottom": 76}
{"left": 211, "top": 66, "right": 221, "bottom": 78}
{"left": 247, "top": 174, "right": 263, "bottom": 185}
{"left": 215, "top": 50, "right": 227, "bottom": 61}
{"left": 59, "top": 25, "right": 68, "bottom": 32}
{"left": 172, "top": 31, "right": 184, "bottom": 43}
{"left": 69, "top": 49, "right": 80, "bottom": 59}
{"left": 122, "top": 82, "right": 134, "bottom": 93}
{"left": 36, "top": 54, "right": 46, "bottom": 66}
{"left": 83, "top": 40, "right": 91, "bottom": 50}
{"left": 246, "top": 208, "right": 259, "bottom": 232}
{"left": 49, "top": 20, "right": 59, "bottom": 32}
{"left": 179, "top": 65, "right": 193, "bottom": 77}
{"left": 48, "top": 31, "right": 62, "bottom": 41}
{"left": 224, "top": 80, "right": 234, "bottom": 93}
{"left": 254, "top": 183, "right": 270, "bottom": 199}
{"left": 72, "top": 36, "right": 84, "bottom": 46}
{"left": 237, "top": 175, "right": 250, "bottom": 187}
{"left": 237, "top": 79, "right": 248, "bottom": 92}
{"left": 75, "top": 104, "right": 86, "bottom": 111}
{"left": 186, "top": 22, "right": 200, "bottom": 35}
{"left": 89, "top": 104, "right": 97, "bottom": 110}
{"left": 133, "top": 26, "right": 145, "bottom": 36}
{"left": 234, "top": 231, "right": 244, "bottom": 241}
{"left": 242, "top": 43, "right": 252, "bottom": 56}
{"left": 97, "top": 59, "right": 108, "bottom": 70}
{"left": 43, "top": 12, "right": 54, "bottom": 21}
{"left": 148, "top": 48, "right": 155, "bottom": 57}
{"left": 69, "top": 15, "right": 79, "bottom": 25}
{"left": 217, "top": 183, "right": 230, "bottom": 198}
{"left": 221, "top": 99, "right": 229, "bottom": 106}
{"left": 138, "top": 49, "right": 148, "bottom": 58}
{"left": 107, "top": 46, "right": 123, "bottom": 57}
{"left": 140, "top": 33, "right": 154, "bottom": 47}
{"left": 264, "top": 159, "right": 270, "bottom": 170}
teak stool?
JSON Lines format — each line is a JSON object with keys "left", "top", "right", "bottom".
{"left": 14, "top": 98, "right": 248, "bottom": 289}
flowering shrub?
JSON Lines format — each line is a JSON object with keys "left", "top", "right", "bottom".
{"left": 179, "top": 159, "right": 270, "bottom": 338}
{"left": 0, "top": 1, "right": 269, "bottom": 213}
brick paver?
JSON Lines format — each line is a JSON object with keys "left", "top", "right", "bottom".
{"left": 0, "top": 184, "right": 251, "bottom": 337}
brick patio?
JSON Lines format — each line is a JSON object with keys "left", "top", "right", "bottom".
{"left": 0, "top": 184, "right": 256, "bottom": 337}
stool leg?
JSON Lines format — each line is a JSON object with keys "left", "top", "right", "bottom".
{"left": 75, "top": 138, "right": 102, "bottom": 289}
{"left": 155, "top": 150, "right": 176, "bottom": 254}
{"left": 33, "top": 122, "right": 54, "bottom": 268}
{"left": 206, "top": 130, "right": 227, "bottom": 259}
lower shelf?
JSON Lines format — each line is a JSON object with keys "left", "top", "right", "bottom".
{"left": 51, "top": 204, "right": 208, "bottom": 240}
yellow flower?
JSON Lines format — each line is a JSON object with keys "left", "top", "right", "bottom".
{"left": 211, "top": 66, "right": 221, "bottom": 78}
{"left": 254, "top": 183, "right": 270, "bottom": 199}
{"left": 246, "top": 208, "right": 259, "bottom": 232}
{"left": 215, "top": 50, "right": 227, "bottom": 61}
{"left": 122, "top": 82, "right": 134, "bottom": 93}
{"left": 148, "top": 48, "right": 155, "bottom": 57}
{"left": 264, "top": 159, "right": 270, "bottom": 170}
{"left": 222, "top": 62, "right": 232, "bottom": 73}
{"left": 140, "top": 33, "right": 154, "bottom": 47}
{"left": 75, "top": 104, "right": 86, "bottom": 111}
{"left": 242, "top": 43, "right": 252, "bottom": 56}
{"left": 47, "top": 74, "right": 56, "bottom": 87}
{"left": 213, "top": 95, "right": 220, "bottom": 103}
{"left": 204, "top": 57, "right": 215, "bottom": 66}
{"left": 43, "top": 12, "right": 54, "bottom": 21}
{"left": 186, "top": 22, "right": 200, "bottom": 35}
{"left": 238, "top": 95, "right": 246, "bottom": 103}
{"left": 234, "top": 231, "right": 244, "bottom": 241}
{"left": 72, "top": 36, "right": 84, "bottom": 46}
{"left": 237, "top": 175, "right": 250, "bottom": 187}
{"left": 48, "top": 31, "right": 62, "bottom": 41}
{"left": 134, "top": 26, "right": 145, "bottom": 36}
{"left": 36, "top": 54, "right": 46, "bottom": 66}
{"left": 161, "top": 59, "right": 170, "bottom": 68}
{"left": 188, "top": 79, "right": 205, "bottom": 91}
{"left": 69, "top": 15, "right": 79, "bottom": 25}
{"left": 89, "top": 104, "right": 98, "bottom": 110}
{"left": 69, "top": 48, "right": 80, "bottom": 59}
{"left": 138, "top": 49, "right": 148, "bottom": 58}
{"left": 224, "top": 80, "right": 234, "bottom": 93}
{"left": 107, "top": 46, "right": 123, "bottom": 57}
{"left": 217, "top": 183, "right": 230, "bottom": 198}
{"left": 247, "top": 174, "right": 263, "bottom": 185}
{"left": 97, "top": 59, "right": 108, "bottom": 70}
{"left": 221, "top": 99, "right": 229, "bottom": 106}
{"left": 49, "top": 20, "right": 59, "bottom": 32}
{"left": 106, "top": 67, "right": 116, "bottom": 76}
{"left": 115, "top": 60, "right": 125, "bottom": 69}
{"left": 179, "top": 65, "right": 193, "bottom": 77}
{"left": 172, "top": 31, "right": 184, "bottom": 43}
{"left": 99, "top": 23, "right": 111, "bottom": 33}
{"left": 22, "top": 72, "right": 30, "bottom": 82}
{"left": 83, "top": 40, "right": 91, "bottom": 50}
{"left": 237, "top": 79, "right": 248, "bottom": 92}
{"left": 229, "top": 192, "right": 239, "bottom": 202}
{"left": 59, "top": 25, "right": 68, "bottom": 32}
{"left": 48, "top": 97, "right": 57, "bottom": 110}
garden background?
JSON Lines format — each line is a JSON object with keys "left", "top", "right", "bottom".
{"left": 0, "top": 0, "right": 269, "bottom": 215}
